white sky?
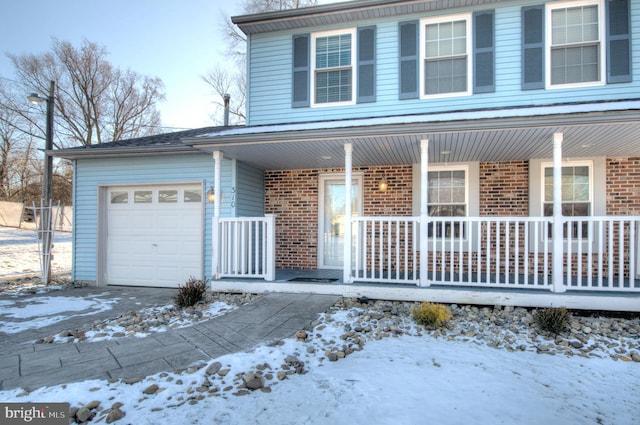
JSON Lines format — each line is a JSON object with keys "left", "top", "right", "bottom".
{"left": 0, "top": 0, "right": 243, "bottom": 131}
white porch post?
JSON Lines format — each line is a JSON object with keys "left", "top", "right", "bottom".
{"left": 419, "top": 139, "right": 430, "bottom": 287}
{"left": 344, "top": 143, "right": 353, "bottom": 283}
{"left": 212, "top": 151, "right": 223, "bottom": 280}
{"left": 552, "top": 133, "right": 566, "bottom": 293}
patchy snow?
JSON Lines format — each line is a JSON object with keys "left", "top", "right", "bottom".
{"left": 1, "top": 226, "right": 638, "bottom": 424}
{"left": 0, "top": 226, "right": 72, "bottom": 278}
{"left": 1, "top": 308, "right": 638, "bottom": 425}
{"left": 0, "top": 294, "right": 118, "bottom": 334}
{"left": 79, "top": 301, "right": 238, "bottom": 342}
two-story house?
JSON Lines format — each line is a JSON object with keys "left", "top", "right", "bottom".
{"left": 55, "top": 0, "right": 640, "bottom": 311}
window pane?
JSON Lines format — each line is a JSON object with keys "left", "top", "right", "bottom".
{"left": 551, "top": 5, "right": 600, "bottom": 85}
{"left": 110, "top": 191, "right": 128, "bottom": 204}
{"left": 427, "top": 169, "right": 467, "bottom": 223}
{"left": 316, "top": 69, "right": 352, "bottom": 103}
{"left": 184, "top": 190, "right": 202, "bottom": 203}
{"left": 159, "top": 190, "right": 177, "bottom": 203}
{"left": 544, "top": 165, "right": 591, "bottom": 212}
{"left": 425, "top": 58, "right": 467, "bottom": 95}
{"left": 316, "top": 34, "right": 351, "bottom": 70}
{"left": 134, "top": 190, "right": 152, "bottom": 203}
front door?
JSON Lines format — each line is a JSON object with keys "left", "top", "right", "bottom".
{"left": 318, "top": 174, "right": 363, "bottom": 269}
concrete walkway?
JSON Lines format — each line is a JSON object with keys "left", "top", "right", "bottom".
{"left": 0, "top": 286, "right": 339, "bottom": 392}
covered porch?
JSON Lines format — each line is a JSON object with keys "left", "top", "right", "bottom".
{"left": 183, "top": 102, "right": 640, "bottom": 311}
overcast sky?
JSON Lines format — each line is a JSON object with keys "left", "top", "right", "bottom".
{"left": 1, "top": 0, "right": 243, "bottom": 131}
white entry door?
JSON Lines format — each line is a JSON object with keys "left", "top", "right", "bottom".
{"left": 318, "top": 174, "right": 362, "bottom": 269}
{"left": 105, "top": 185, "right": 203, "bottom": 287}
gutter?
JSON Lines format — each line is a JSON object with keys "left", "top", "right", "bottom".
{"left": 49, "top": 145, "right": 202, "bottom": 160}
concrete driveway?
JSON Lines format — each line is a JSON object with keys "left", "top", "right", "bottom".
{"left": 0, "top": 285, "right": 339, "bottom": 391}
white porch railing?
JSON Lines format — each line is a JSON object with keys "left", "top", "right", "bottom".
{"left": 350, "top": 215, "right": 640, "bottom": 292}
{"left": 213, "top": 215, "right": 276, "bottom": 281}
{"left": 425, "top": 217, "right": 552, "bottom": 289}
{"left": 352, "top": 217, "right": 419, "bottom": 284}
{"left": 563, "top": 217, "right": 640, "bottom": 291}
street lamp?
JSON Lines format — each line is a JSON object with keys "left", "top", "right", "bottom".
{"left": 28, "top": 80, "right": 55, "bottom": 284}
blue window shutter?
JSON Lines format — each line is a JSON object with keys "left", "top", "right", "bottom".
{"left": 473, "top": 10, "right": 495, "bottom": 93}
{"left": 607, "top": 0, "right": 632, "bottom": 83}
{"left": 522, "top": 5, "right": 545, "bottom": 90}
{"left": 399, "top": 20, "right": 419, "bottom": 100}
{"left": 357, "top": 26, "right": 376, "bottom": 103}
{"left": 292, "top": 34, "right": 310, "bottom": 108}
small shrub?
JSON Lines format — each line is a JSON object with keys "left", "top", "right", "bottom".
{"left": 411, "top": 302, "right": 452, "bottom": 329}
{"left": 174, "top": 277, "right": 208, "bottom": 308}
{"left": 534, "top": 307, "right": 571, "bottom": 334}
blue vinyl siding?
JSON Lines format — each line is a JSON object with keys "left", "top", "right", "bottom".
{"left": 235, "top": 161, "right": 265, "bottom": 217}
{"left": 247, "top": 0, "right": 640, "bottom": 126}
{"left": 72, "top": 154, "right": 233, "bottom": 282}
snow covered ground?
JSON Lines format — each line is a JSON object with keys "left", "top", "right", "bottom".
{"left": 1, "top": 226, "right": 639, "bottom": 424}
{"left": 0, "top": 225, "right": 72, "bottom": 278}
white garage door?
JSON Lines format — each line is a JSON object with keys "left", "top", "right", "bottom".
{"left": 106, "top": 185, "right": 203, "bottom": 287}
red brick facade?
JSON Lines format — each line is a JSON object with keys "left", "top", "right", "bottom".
{"left": 265, "top": 166, "right": 413, "bottom": 269}
{"left": 479, "top": 161, "right": 529, "bottom": 216}
{"left": 607, "top": 157, "right": 640, "bottom": 215}
{"left": 265, "top": 159, "right": 639, "bottom": 273}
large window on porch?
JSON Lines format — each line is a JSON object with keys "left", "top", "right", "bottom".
{"left": 428, "top": 166, "right": 468, "bottom": 238}
{"left": 542, "top": 162, "right": 593, "bottom": 239}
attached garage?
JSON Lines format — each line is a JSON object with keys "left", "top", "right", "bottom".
{"left": 104, "top": 184, "right": 204, "bottom": 287}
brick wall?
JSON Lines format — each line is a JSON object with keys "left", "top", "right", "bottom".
{"left": 265, "top": 166, "right": 413, "bottom": 270}
{"left": 479, "top": 161, "right": 529, "bottom": 216}
{"left": 607, "top": 157, "right": 640, "bottom": 215}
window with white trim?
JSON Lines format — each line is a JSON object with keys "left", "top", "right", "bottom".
{"left": 428, "top": 166, "right": 468, "bottom": 238}
{"left": 312, "top": 29, "right": 356, "bottom": 106}
{"left": 547, "top": 0, "right": 604, "bottom": 87}
{"left": 542, "top": 161, "right": 593, "bottom": 238}
{"left": 421, "top": 14, "right": 472, "bottom": 98}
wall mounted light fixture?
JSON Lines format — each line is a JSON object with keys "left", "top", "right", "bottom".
{"left": 378, "top": 174, "right": 389, "bottom": 191}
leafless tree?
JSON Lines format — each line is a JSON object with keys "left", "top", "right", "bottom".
{"left": 203, "top": 0, "right": 317, "bottom": 125}
{"left": 0, "top": 38, "right": 165, "bottom": 204}
{"left": 6, "top": 38, "right": 165, "bottom": 148}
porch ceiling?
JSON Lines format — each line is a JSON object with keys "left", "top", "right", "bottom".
{"left": 183, "top": 103, "right": 640, "bottom": 170}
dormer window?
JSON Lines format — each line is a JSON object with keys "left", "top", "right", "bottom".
{"left": 311, "top": 29, "right": 357, "bottom": 106}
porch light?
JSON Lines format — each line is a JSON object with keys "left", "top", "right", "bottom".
{"left": 207, "top": 187, "right": 216, "bottom": 203}
{"left": 378, "top": 174, "right": 389, "bottom": 191}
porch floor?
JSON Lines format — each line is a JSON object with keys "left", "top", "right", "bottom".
{"left": 212, "top": 269, "right": 640, "bottom": 312}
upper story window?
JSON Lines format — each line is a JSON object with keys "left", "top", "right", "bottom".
{"left": 292, "top": 27, "right": 376, "bottom": 108}
{"left": 522, "top": 0, "right": 630, "bottom": 90}
{"left": 422, "top": 15, "right": 472, "bottom": 97}
{"left": 312, "top": 29, "right": 356, "bottom": 106}
{"left": 547, "top": 1, "right": 604, "bottom": 87}
{"left": 401, "top": 11, "right": 494, "bottom": 100}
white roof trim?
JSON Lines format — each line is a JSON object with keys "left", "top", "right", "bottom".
{"left": 195, "top": 100, "right": 640, "bottom": 139}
